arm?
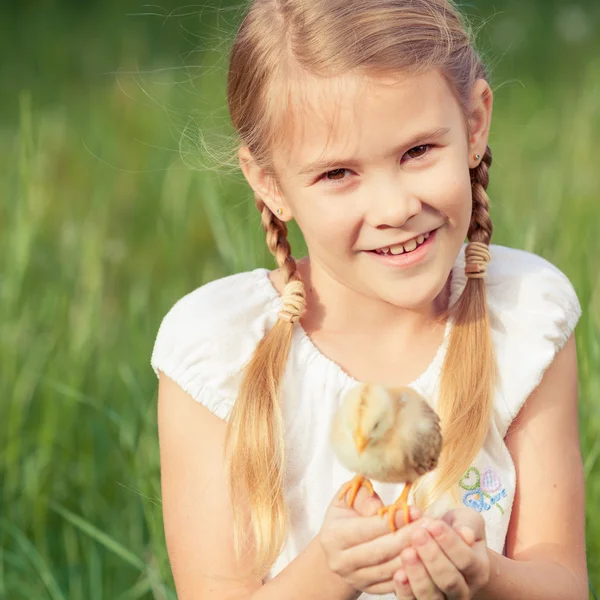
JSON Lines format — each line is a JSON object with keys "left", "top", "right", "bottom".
{"left": 477, "top": 333, "right": 588, "bottom": 600}
{"left": 250, "top": 539, "right": 360, "bottom": 600}
{"left": 392, "top": 334, "right": 588, "bottom": 600}
{"left": 157, "top": 372, "right": 360, "bottom": 600}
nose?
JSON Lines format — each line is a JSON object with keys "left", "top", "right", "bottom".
{"left": 363, "top": 175, "right": 422, "bottom": 229}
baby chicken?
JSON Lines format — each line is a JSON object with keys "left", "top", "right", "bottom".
{"left": 330, "top": 383, "right": 442, "bottom": 530}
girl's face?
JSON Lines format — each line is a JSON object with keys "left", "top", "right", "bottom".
{"left": 244, "top": 69, "right": 492, "bottom": 310}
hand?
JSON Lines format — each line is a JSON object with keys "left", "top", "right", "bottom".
{"left": 393, "top": 508, "right": 490, "bottom": 599}
{"left": 319, "top": 482, "right": 430, "bottom": 595}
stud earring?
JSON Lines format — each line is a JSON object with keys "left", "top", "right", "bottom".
{"left": 276, "top": 208, "right": 283, "bottom": 216}
{"left": 474, "top": 153, "right": 481, "bottom": 161}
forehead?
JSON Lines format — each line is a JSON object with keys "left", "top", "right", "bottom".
{"left": 273, "top": 69, "right": 463, "bottom": 174}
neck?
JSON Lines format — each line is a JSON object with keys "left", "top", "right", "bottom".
{"left": 296, "top": 256, "right": 451, "bottom": 343}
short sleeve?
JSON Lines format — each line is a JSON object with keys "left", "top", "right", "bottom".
{"left": 480, "top": 247, "right": 582, "bottom": 437}
{"left": 150, "top": 269, "right": 278, "bottom": 421}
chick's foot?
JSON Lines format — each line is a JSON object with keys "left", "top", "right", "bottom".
{"left": 339, "top": 475, "right": 375, "bottom": 508}
{"left": 377, "top": 481, "right": 413, "bottom": 531}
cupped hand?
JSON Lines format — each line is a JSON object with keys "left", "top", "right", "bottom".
{"left": 319, "top": 482, "right": 429, "bottom": 595}
{"left": 393, "top": 507, "right": 490, "bottom": 600}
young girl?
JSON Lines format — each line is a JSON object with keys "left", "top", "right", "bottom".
{"left": 151, "top": 1, "right": 587, "bottom": 598}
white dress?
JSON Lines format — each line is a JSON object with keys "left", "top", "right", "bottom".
{"left": 150, "top": 244, "right": 581, "bottom": 599}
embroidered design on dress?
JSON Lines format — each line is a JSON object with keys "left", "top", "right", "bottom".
{"left": 459, "top": 466, "right": 507, "bottom": 515}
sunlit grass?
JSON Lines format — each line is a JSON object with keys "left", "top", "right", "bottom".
{"left": 1, "top": 3, "right": 599, "bottom": 599}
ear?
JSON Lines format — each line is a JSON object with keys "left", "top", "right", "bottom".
{"left": 238, "top": 147, "right": 294, "bottom": 221}
{"left": 467, "top": 79, "right": 493, "bottom": 168}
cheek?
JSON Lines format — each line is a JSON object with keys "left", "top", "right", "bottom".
{"left": 293, "top": 193, "right": 361, "bottom": 251}
{"left": 420, "top": 158, "right": 472, "bottom": 222}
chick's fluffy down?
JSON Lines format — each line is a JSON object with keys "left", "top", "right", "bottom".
{"left": 330, "top": 384, "right": 442, "bottom": 484}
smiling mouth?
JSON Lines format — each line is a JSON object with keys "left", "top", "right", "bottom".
{"left": 371, "top": 231, "right": 432, "bottom": 256}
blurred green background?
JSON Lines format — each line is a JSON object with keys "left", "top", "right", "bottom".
{"left": 1, "top": 0, "right": 599, "bottom": 598}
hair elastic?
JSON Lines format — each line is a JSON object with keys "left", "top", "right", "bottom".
{"left": 465, "top": 241, "right": 491, "bottom": 279}
{"left": 278, "top": 280, "right": 305, "bottom": 323}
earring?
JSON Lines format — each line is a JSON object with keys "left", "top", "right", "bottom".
{"left": 474, "top": 153, "right": 481, "bottom": 161}
{"left": 276, "top": 208, "right": 283, "bottom": 216}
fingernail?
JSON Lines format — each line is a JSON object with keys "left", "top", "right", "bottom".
{"left": 458, "top": 525, "right": 476, "bottom": 545}
{"left": 402, "top": 548, "right": 418, "bottom": 565}
{"left": 395, "top": 569, "right": 408, "bottom": 584}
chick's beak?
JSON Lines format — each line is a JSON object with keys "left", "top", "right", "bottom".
{"left": 354, "top": 432, "right": 370, "bottom": 454}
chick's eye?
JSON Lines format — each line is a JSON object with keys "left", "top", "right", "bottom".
{"left": 404, "top": 144, "right": 431, "bottom": 161}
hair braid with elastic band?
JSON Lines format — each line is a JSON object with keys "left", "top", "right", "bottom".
{"left": 224, "top": 193, "right": 306, "bottom": 575}
{"left": 418, "top": 145, "right": 496, "bottom": 508}
{"left": 465, "top": 145, "right": 493, "bottom": 278}
{"left": 469, "top": 145, "right": 493, "bottom": 245}
{"left": 257, "top": 194, "right": 300, "bottom": 285}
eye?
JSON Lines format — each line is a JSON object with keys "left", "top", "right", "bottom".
{"left": 403, "top": 144, "right": 432, "bottom": 162}
{"left": 323, "top": 168, "right": 350, "bottom": 183}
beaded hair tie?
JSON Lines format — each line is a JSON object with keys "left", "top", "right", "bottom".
{"left": 465, "top": 241, "right": 491, "bottom": 279}
{"left": 278, "top": 280, "right": 306, "bottom": 323}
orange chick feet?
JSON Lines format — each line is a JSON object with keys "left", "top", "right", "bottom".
{"left": 377, "top": 482, "right": 413, "bottom": 531}
{"left": 339, "top": 475, "right": 375, "bottom": 508}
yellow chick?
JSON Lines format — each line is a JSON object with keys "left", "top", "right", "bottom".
{"left": 330, "top": 383, "right": 443, "bottom": 530}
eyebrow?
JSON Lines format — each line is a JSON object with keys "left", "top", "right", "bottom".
{"left": 297, "top": 126, "right": 451, "bottom": 176}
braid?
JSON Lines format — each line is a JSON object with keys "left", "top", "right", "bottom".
{"left": 255, "top": 193, "right": 300, "bottom": 284}
{"left": 224, "top": 193, "right": 306, "bottom": 577}
{"left": 418, "top": 145, "right": 496, "bottom": 510}
{"left": 468, "top": 145, "right": 493, "bottom": 245}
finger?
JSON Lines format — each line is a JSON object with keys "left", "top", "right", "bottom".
{"left": 350, "top": 553, "right": 404, "bottom": 592}
{"left": 393, "top": 569, "right": 416, "bottom": 600}
{"left": 363, "top": 579, "right": 397, "bottom": 595}
{"left": 410, "top": 527, "right": 469, "bottom": 599}
{"left": 400, "top": 547, "right": 445, "bottom": 600}
{"left": 342, "top": 532, "right": 407, "bottom": 571}
{"left": 334, "top": 479, "right": 382, "bottom": 511}
{"left": 351, "top": 484, "right": 384, "bottom": 517}
{"left": 426, "top": 519, "right": 480, "bottom": 581}
{"left": 337, "top": 507, "right": 425, "bottom": 549}
{"left": 442, "top": 508, "right": 485, "bottom": 542}
{"left": 394, "top": 505, "right": 422, "bottom": 529}
{"left": 341, "top": 519, "right": 433, "bottom": 586}
{"left": 455, "top": 525, "right": 476, "bottom": 546}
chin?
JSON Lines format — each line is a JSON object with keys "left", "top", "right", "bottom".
{"left": 382, "top": 290, "right": 438, "bottom": 311}
{"left": 379, "top": 270, "right": 451, "bottom": 310}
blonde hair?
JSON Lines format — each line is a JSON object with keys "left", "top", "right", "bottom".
{"left": 223, "top": 0, "right": 495, "bottom": 576}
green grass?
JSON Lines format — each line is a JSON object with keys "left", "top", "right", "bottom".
{"left": 1, "top": 1, "right": 599, "bottom": 598}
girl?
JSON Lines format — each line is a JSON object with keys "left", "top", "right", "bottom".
{"left": 151, "top": 1, "right": 587, "bottom": 598}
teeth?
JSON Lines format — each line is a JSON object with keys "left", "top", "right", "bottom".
{"left": 403, "top": 239, "right": 417, "bottom": 252}
{"left": 375, "top": 231, "right": 432, "bottom": 255}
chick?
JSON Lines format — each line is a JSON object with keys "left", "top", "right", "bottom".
{"left": 330, "top": 383, "right": 442, "bottom": 530}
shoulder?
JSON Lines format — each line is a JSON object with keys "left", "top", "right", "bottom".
{"left": 150, "top": 268, "right": 280, "bottom": 419}
{"left": 453, "top": 244, "right": 581, "bottom": 334}
{"left": 454, "top": 245, "right": 582, "bottom": 436}
{"left": 484, "top": 245, "right": 581, "bottom": 340}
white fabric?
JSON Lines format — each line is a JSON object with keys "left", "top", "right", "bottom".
{"left": 150, "top": 244, "right": 581, "bottom": 598}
